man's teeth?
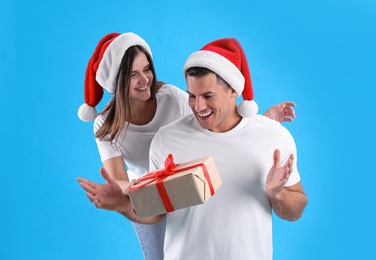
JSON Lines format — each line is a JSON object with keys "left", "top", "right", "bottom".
{"left": 199, "top": 111, "right": 212, "bottom": 118}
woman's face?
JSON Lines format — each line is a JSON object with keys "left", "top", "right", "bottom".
{"left": 129, "top": 51, "right": 154, "bottom": 102}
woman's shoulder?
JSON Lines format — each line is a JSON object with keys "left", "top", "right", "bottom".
{"left": 156, "top": 82, "right": 187, "bottom": 98}
{"left": 93, "top": 111, "right": 109, "bottom": 133}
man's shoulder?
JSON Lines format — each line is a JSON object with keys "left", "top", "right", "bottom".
{"left": 242, "top": 115, "right": 293, "bottom": 138}
{"left": 252, "top": 114, "right": 288, "bottom": 129}
{"left": 158, "top": 114, "right": 194, "bottom": 133}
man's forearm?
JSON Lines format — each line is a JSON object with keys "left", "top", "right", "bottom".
{"left": 269, "top": 188, "right": 308, "bottom": 221}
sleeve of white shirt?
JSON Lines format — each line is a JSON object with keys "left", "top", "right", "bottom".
{"left": 280, "top": 126, "right": 301, "bottom": 187}
{"left": 93, "top": 115, "right": 122, "bottom": 162}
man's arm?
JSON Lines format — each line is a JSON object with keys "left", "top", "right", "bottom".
{"left": 266, "top": 149, "right": 308, "bottom": 221}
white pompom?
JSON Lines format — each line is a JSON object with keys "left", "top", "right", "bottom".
{"left": 237, "top": 100, "right": 258, "bottom": 118}
{"left": 78, "top": 103, "right": 97, "bottom": 122}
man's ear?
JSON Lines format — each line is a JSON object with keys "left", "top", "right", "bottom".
{"left": 230, "top": 87, "right": 238, "bottom": 98}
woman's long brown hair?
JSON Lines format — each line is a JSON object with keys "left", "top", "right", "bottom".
{"left": 95, "top": 45, "right": 158, "bottom": 143}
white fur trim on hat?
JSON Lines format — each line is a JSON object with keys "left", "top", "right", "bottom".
{"left": 96, "top": 32, "right": 152, "bottom": 94}
{"left": 237, "top": 100, "right": 258, "bottom": 117}
{"left": 78, "top": 103, "right": 97, "bottom": 122}
{"left": 183, "top": 50, "right": 244, "bottom": 97}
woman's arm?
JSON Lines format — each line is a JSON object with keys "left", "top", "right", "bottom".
{"left": 102, "top": 156, "right": 130, "bottom": 195}
{"left": 77, "top": 167, "right": 165, "bottom": 224}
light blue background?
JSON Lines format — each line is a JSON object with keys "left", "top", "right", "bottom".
{"left": 1, "top": 0, "right": 375, "bottom": 259}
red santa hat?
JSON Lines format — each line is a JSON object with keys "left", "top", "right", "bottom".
{"left": 183, "top": 37, "right": 258, "bottom": 117}
{"left": 78, "top": 32, "right": 152, "bottom": 122}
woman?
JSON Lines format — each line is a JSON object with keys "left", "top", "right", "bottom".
{"left": 77, "top": 32, "right": 296, "bottom": 260}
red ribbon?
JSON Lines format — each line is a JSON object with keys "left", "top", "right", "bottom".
{"left": 129, "top": 154, "right": 215, "bottom": 213}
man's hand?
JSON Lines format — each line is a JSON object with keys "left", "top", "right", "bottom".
{"left": 263, "top": 101, "right": 296, "bottom": 123}
{"left": 266, "top": 149, "right": 308, "bottom": 221}
{"left": 266, "top": 149, "right": 293, "bottom": 199}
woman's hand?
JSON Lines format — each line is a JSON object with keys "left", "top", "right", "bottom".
{"left": 263, "top": 101, "right": 296, "bottom": 123}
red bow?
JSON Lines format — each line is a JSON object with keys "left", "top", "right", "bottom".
{"left": 129, "top": 154, "right": 214, "bottom": 213}
{"left": 129, "top": 154, "right": 179, "bottom": 190}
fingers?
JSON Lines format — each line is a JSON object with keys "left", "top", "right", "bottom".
{"left": 93, "top": 199, "right": 102, "bottom": 208}
{"left": 79, "top": 181, "right": 96, "bottom": 193}
{"left": 77, "top": 177, "right": 97, "bottom": 193}
{"left": 77, "top": 177, "right": 99, "bottom": 203}
{"left": 289, "top": 153, "right": 294, "bottom": 162}
{"left": 282, "top": 117, "right": 293, "bottom": 123}
{"left": 283, "top": 106, "right": 296, "bottom": 118}
{"left": 282, "top": 101, "right": 296, "bottom": 107}
{"left": 77, "top": 176, "right": 109, "bottom": 209}
{"left": 77, "top": 177, "right": 93, "bottom": 186}
{"left": 100, "top": 167, "right": 114, "bottom": 184}
{"left": 78, "top": 167, "right": 111, "bottom": 189}
{"left": 86, "top": 192, "right": 96, "bottom": 203}
{"left": 282, "top": 154, "right": 294, "bottom": 178}
{"left": 77, "top": 176, "right": 98, "bottom": 190}
{"left": 273, "top": 149, "right": 281, "bottom": 168}
{"left": 267, "top": 151, "right": 294, "bottom": 197}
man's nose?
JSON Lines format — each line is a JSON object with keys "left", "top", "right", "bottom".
{"left": 195, "top": 97, "right": 206, "bottom": 112}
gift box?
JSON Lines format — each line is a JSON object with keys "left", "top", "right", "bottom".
{"left": 128, "top": 154, "right": 222, "bottom": 219}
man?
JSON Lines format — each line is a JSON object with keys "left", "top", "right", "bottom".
{"left": 79, "top": 37, "right": 307, "bottom": 259}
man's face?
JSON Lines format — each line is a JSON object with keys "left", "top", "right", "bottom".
{"left": 187, "top": 72, "right": 240, "bottom": 132}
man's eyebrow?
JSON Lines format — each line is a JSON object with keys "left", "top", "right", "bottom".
{"left": 186, "top": 91, "right": 215, "bottom": 96}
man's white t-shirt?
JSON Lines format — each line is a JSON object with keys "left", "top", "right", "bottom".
{"left": 149, "top": 114, "right": 301, "bottom": 260}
